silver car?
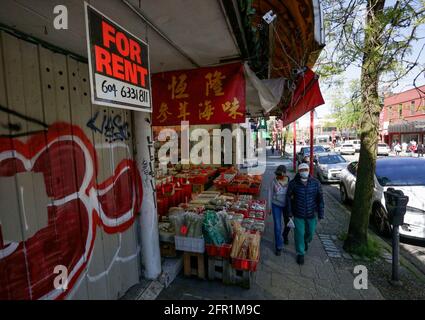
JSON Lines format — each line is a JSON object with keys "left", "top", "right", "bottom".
{"left": 314, "top": 153, "right": 349, "bottom": 183}
{"left": 339, "top": 157, "right": 425, "bottom": 240}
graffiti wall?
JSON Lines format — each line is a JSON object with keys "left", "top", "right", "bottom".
{"left": 0, "top": 31, "right": 143, "bottom": 299}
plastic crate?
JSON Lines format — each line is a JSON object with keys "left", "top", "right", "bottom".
{"left": 205, "top": 244, "right": 232, "bottom": 258}
{"left": 175, "top": 235, "right": 205, "bottom": 253}
{"left": 231, "top": 257, "right": 259, "bottom": 272}
{"left": 247, "top": 187, "right": 260, "bottom": 195}
{"left": 227, "top": 184, "right": 239, "bottom": 193}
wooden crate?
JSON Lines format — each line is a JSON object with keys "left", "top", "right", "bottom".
{"left": 160, "top": 242, "right": 176, "bottom": 258}
{"left": 207, "top": 257, "right": 231, "bottom": 282}
{"left": 225, "top": 268, "right": 256, "bottom": 289}
{"left": 183, "top": 252, "right": 206, "bottom": 279}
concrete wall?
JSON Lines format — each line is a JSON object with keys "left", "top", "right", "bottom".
{"left": 0, "top": 31, "right": 142, "bottom": 300}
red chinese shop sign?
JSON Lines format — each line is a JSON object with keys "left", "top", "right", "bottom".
{"left": 85, "top": 3, "right": 151, "bottom": 111}
{"left": 151, "top": 63, "right": 246, "bottom": 126}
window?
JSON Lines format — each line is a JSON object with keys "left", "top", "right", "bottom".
{"left": 318, "top": 155, "right": 347, "bottom": 164}
{"left": 388, "top": 106, "right": 392, "bottom": 119}
{"left": 399, "top": 104, "right": 403, "bottom": 117}
{"left": 347, "top": 162, "right": 358, "bottom": 176}
{"left": 411, "top": 101, "right": 416, "bottom": 115}
{"left": 376, "top": 159, "right": 425, "bottom": 186}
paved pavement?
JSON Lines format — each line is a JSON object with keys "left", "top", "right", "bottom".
{"left": 155, "top": 153, "right": 385, "bottom": 300}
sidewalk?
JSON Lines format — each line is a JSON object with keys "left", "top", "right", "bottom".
{"left": 153, "top": 155, "right": 385, "bottom": 300}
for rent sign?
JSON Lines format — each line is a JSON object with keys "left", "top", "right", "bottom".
{"left": 85, "top": 3, "right": 151, "bottom": 111}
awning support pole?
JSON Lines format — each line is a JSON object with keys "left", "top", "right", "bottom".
{"left": 310, "top": 111, "right": 314, "bottom": 175}
{"left": 293, "top": 121, "right": 297, "bottom": 172}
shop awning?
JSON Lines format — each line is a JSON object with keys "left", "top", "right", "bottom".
{"left": 388, "top": 120, "right": 425, "bottom": 133}
{"left": 280, "top": 68, "right": 324, "bottom": 127}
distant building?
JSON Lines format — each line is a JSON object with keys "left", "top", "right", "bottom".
{"left": 380, "top": 85, "right": 425, "bottom": 145}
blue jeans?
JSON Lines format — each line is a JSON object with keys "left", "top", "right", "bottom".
{"left": 272, "top": 203, "right": 284, "bottom": 250}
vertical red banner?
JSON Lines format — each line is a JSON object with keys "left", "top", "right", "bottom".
{"left": 151, "top": 63, "right": 246, "bottom": 126}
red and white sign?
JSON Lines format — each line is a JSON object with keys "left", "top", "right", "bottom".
{"left": 85, "top": 3, "right": 151, "bottom": 111}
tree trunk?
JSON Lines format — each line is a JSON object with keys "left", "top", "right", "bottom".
{"left": 344, "top": 0, "right": 385, "bottom": 252}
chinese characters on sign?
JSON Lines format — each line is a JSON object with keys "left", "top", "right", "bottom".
{"left": 152, "top": 63, "right": 245, "bottom": 125}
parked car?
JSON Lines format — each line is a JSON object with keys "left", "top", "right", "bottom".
{"left": 377, "top": 143, "right": 390, "bottom": 156}
{"left": 313, "top": 153, "right": 349, "bottom": 183}
{"left": 337, "top": 143, "right": 356, "bottom": 155}
{"left": 339, "top": 157, "right": 425, "bottom": 239}
{"left": 296, "top": 145, "right": 327, "bottom": 164}
{"left": 350, "top": 140, "right": 361, "bottom": 152}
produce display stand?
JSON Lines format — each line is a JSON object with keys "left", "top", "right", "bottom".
{"left": 183, "top": 252, "right": 206, "bottom": 279}
{"left": 156, "top": 166, "right": 266, "bottom": 289}
{"left": 226, "top": 267, "right": 256, "bottom": 289}
{"left": 207, "top": 257, "right": 231, "bottom": 282}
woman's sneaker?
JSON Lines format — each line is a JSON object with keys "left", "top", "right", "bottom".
{"left": 275, "top": 249, "right": 282, "bottom": 256}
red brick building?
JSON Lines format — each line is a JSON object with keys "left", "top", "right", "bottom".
{"left": 379, "top": 85, "right": 425, "bottom": 145}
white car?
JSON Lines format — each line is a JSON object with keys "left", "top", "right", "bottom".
{"left": 314, "top": 153, "right": 349, "bottom": 183}
{"left": 338, "top": 143, "right": 356, "bottom": 155}
{"left": 339, "top": 157, "right": 425, "bottom": 239}
{"left": 350, "top": 140, "right": 361, "bottom": 152}
{"left": 377, "top": 143, "right": 390, "bottom": 156}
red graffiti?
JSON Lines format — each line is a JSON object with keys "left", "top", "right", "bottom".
{"left": 0, "top": 122, "right": 142, "bottom": 300}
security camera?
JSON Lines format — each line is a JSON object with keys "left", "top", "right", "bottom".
{"left": 263, "top": 10, "right": 277, "bottom": 24}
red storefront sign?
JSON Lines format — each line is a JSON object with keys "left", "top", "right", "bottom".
{"left": 152, "top": 63, "right": 245, "bottom": 126}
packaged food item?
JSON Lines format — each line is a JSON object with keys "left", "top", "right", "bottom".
{"left": 251, "top": 221, "right": 265, "bottom": 233}
{"left": 169, "top": 211, "right": 204, "bottom": 238}
{"left": 202, "top": 210, "right": 233, "bottom": 245}
{"left": 230, "top": 230, "right": 260, "bottom": 260}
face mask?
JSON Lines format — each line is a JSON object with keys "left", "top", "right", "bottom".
{"left": 300, "top": 172, "right": 309, "bottom": 179}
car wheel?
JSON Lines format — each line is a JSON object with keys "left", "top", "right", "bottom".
{"left": 340, "top": 183, "right": 349, "bottom": 204}
{"left": 372, "top": 204, "right": 392, "bottom": 237}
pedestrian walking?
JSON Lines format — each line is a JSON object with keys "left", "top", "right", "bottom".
{"left": 394, "top": 143, "right": 401, "bottom": 156}
{"left": 271, "top": 144, "right": 275, "bottom": 155}
{"left": 268, "top": 165, "right": 290, "bottom": 256}
{"left": 417, "top": 143, "right": 424, "bottom": 157}
{"left": 286, "top": 163, "right": 324, "bottom": 265}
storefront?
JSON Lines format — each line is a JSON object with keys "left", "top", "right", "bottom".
{"left": 388, "top": 121, "right": 425, "bottom": 145}
{"left": 0, "top": 0, "right": 325, "bottom": 300}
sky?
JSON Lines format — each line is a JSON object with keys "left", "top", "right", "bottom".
{"left": 297, "top": 2, "right": 425, "bottom": 128}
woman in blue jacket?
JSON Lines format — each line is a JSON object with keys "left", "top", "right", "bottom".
{"left": 286, "top": 163, "right": 325, "bottom": 265}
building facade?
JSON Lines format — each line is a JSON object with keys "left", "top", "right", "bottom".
{"left": 380, "top": 85, "right": 425, "bottom": 145}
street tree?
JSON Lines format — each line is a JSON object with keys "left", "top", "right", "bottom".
{"left": 328, "top": 80, "right": 362, "bottom": 135}
{"left": 317, "top": 0, "right": 425, "bottom": 252}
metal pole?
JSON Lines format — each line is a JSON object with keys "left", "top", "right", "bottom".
{"left": 293, "top": 122, "right": 297, "bottom": 171}
{"left": 310, "top": 110, "right": 314, "bottom": 175}
{"left": 392, "top": 225, "right": 400, "bottom": 282}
